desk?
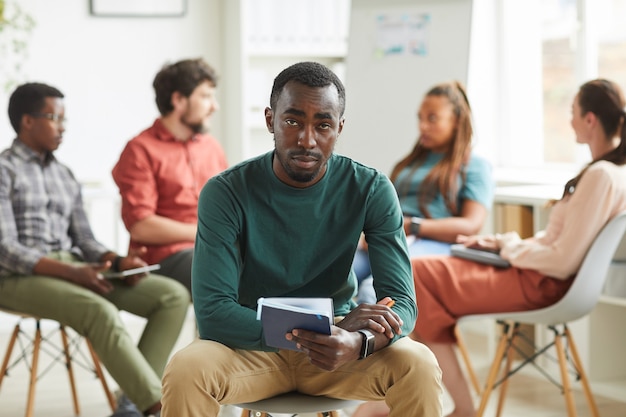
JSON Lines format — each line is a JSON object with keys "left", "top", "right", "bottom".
{"left": 489, "top": 184, "right": 626, "bottom": 402}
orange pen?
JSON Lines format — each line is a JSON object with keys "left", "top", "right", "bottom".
{"left": 386, "top": 299, "right": 395, "bottom": 308}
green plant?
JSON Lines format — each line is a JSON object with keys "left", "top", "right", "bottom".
{"left": 0, "top": 0, "right": 36, "bottom": 92}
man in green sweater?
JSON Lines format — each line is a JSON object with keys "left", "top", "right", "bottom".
{"left": 161, "top": 61, "right": 442, "bottom": 417}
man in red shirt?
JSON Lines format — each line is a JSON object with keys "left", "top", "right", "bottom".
{"left": 112, "top": 58, "right": 228, "bottom": 294}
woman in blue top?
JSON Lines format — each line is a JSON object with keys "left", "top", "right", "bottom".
{"left": 354, "top": 81, "right": 494, "bottom": 305}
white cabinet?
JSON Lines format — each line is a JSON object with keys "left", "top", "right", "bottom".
{"left": 221, "top": 0, "right": 351, "bottom": 164}
{"left": 585, "top": 296, "right": 626, "bottom": 400}
{"left": 82, "top": 185, "right": 128, "bottom": 254}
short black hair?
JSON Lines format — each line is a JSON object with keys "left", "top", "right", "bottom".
{"left": 8, "top": 82, "right": 64, "bottom": 134}
{"left": 153, "top": 58, "right": 218, "bottom": 115}
{"left": 270, "top": 61, "right": 346, "bottom": 116}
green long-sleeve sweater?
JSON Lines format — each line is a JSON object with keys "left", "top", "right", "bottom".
{"left": 192, "top": 151, "right": 416, "bottom": 351}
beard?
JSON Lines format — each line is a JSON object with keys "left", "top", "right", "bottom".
{"left": 181, "top": 113, "right": 209, "bottom": 134}
{"left": 275, "top": 149, "right": 326, "bottom": 184}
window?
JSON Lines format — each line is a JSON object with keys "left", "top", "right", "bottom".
{"left": 597, "top": 0, "right": 626, "bottom": 94}
{"left": 472, "top": 0, "right": 626, "bottom": 182}
{"left": 541, "top": 0, "right": 626, "bottom": 166}
{"left": 541, "top": 0, "right": 578, "bottom": 164}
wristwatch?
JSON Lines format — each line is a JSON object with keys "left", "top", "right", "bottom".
{"left": 410, "top": 217, "right": 423, "bottom": 236}
{"left": 357, "top": 329, "right": 375, "bottom": 360}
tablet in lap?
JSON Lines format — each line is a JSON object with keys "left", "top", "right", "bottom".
{"left": 103, "top": 264, "right": 161, "bottom": 279}
{"left": 450, "top": 244, "right": 511, "bottom": 268}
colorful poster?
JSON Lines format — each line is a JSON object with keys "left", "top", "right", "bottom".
{"left": 374, "top": 12, "right": 431, "bottom": 57}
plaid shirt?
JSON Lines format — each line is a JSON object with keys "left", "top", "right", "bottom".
{"left": 0, "top": 139, "right": 109, "bottom": 277}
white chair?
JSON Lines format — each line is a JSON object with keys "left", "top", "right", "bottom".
{"left": 459, "top": 210, "right": 626, "bottom": 417}
{"left": 0, "top": 309, "right": 116, "bottom": 417}
{"left": 236, "top": 391, "right": 362, "bottom": 417}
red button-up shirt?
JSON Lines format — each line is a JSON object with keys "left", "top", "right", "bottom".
{"left": 112, "top": 119, "right": 228, "bottom": 264}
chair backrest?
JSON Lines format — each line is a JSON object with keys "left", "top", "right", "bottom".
{"left": 462, "top": 210, "right": 626, "bottom": 325}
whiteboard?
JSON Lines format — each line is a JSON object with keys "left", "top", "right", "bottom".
{"left": 339, "top": 0, "right": 473, "bottom": 175}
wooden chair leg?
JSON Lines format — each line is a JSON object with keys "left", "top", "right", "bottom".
{"left": 0, "top": 316, "right": 120, "bottom": 417}
{"left": 454, "top": 325, "right": 481, "bottom": 395}
{"left": 476, "top": 322, "right": 511, "bottom": 417}
{"left": 60, "top": 325, "right": 80, "bottom": 415}
{"left": 0, "top": 323, "right": 20, "bottom": 388}
{"left": 565, "top": 326, "right": 599, "bottom": 417}
{"left": 495, "top": 329, "right": 517, "bottom": 417}
{"left": 25, "top": 321, "right": 43, "bottom": 417}
{"left": 554, "top": 331, "right": 577, "bottom": 417}
{"left": 85, "top": 339, "right": 117, "bottom": 411}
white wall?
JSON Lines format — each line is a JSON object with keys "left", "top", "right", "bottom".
{"left": 340, "top": 0, "right": 473, "bottom": 175}
{"left": 0, "top": 0, "right": 223, "bottom": 188}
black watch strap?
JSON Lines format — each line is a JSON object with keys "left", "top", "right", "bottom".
{"left": 357, "top": 329, "right": 375, "bottom": 360}
{"left": 111, "top": 255, "right": 123, "bottom": 272}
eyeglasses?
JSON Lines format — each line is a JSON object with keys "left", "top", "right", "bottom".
{"left": 30, "top": 112, "right": 67, "bottom": 126}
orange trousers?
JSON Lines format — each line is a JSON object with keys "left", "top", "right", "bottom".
{"left": 410, "top": 255, "right": 573, "bottom": 344}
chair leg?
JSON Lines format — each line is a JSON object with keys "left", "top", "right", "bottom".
{"left": 494, "top": 328, "right": 517, "bottom": 417}
{"left": 0, "top": 323, "right": 20, "bottom": 388}
{"left": 60, "top": 325, "right": 81, "bottom": 415}
{"left": 85, "top": 339, "right": 117, "bottom": 411}
{"left": 476, "top": 322, "right": 512, "bottom": 417}
{"left": 564, "top": 326, "right": 600, "bottom": 417}
{"left": 554, "top": 331, "right": 577, "bottom": 417}
{"left": 454, "top": 325, "right": 481, "bottom": 395}
{"left": 25, "top": 321, "right": 43, "bottom": 417}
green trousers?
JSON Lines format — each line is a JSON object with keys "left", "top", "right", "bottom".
{"left": 0, "top": 251, "right": 190, "bottom": 411}
{"left": 162, "top": 336, "right": 443, "bottom": 417}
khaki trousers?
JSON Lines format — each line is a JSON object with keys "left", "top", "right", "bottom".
{"left": 162, "top": 336, "right": 443, "bottom": 417}
{"left": 0, "top": 251, "right": 190, "bottom": 411}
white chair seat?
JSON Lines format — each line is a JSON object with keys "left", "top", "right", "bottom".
{"left": 236, "top": 391, "right": 361, "bottom": 416}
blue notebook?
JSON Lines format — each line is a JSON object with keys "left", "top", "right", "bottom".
{"left": 257, "top": 297, "right": 334, "bottom": 350}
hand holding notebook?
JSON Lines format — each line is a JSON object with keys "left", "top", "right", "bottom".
{"left": 256, "top": 297, "right": 334, "bottom": 350}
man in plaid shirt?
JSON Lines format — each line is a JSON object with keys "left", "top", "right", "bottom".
{"left": 0, "top": 82, "right": 189, "bottom": 417}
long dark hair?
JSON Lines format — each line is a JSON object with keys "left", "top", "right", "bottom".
{"left": 390, "top": 81, "right": 473, "bottom": 217}
{"left": 561, "top": 79, "right": 626, "bottom": 199}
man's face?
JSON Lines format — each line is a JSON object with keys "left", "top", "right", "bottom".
{"left": 21, "top": 97, "right": 66, "bottom": 155}
{"left": 266, "top": 81, "right": 344, "bottom": 188}
{"left": 179, "top": 80, "right": 219, "bottom": 134}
